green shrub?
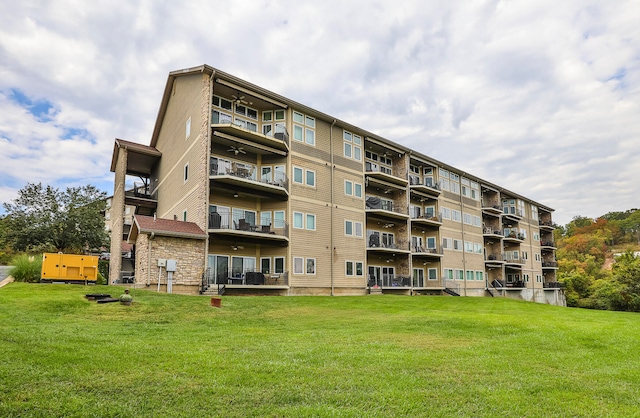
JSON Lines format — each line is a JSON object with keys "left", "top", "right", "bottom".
{"left": 98, "top": 259, "right": 109, "bottom": 283}
{"left": 9, "top": 254, "right": 42, "bottom": 283}
{"left": 96, "top": 271, "right": 106, "bottom": 285}
{"left": 119, "top": 293, "right": 133, "bottom": 302}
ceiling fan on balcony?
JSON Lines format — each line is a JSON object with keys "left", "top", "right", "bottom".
{"left": 227, "top": 144, "right": 246, "bottom": 155}
{"left": 232, "top": 91, "right": 252, "bottom": 106}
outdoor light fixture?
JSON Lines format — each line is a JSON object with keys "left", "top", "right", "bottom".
{"left": 233, "top": 192, "right": 239, "bottom": 198}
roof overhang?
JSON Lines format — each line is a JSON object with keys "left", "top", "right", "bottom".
{"left": 110, "top": 138, "right": 162, "bottom": 176}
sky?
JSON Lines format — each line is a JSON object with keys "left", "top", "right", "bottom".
{"left": 0, "top": 0, "right": 638, "bottom": 226}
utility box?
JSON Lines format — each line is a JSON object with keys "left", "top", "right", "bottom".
{"left": 41, "top": 253, "right": 99, "bottom": 283}
{"left": 157, "top": 258, "right": 167, "bottom": 267}
{"left": 166, "top": 259, "right": 177, "bottom": 272}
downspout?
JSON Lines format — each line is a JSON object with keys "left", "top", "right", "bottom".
{"left": 460, "top": 173, "right": 467, "bottom": 296}
{"left": 147, "top": 231, "right": 155, "bottom": 287}
{"left": 330, "top": 119, "right": 336, "bottom": 296}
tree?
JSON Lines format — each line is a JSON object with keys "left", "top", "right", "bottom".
{"left": 611, "top": 252, "right": 640, "bottom": 311}
{"left": 2, "top": 183, "right": 107, "bottom": 253}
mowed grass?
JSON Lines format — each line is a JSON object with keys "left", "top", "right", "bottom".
{"left": 1, "top": 284, "right": 639, "bottom": 417}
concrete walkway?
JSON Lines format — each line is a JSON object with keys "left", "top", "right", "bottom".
{"left": 0, "top": 276, "right": 14, "bottom": 288}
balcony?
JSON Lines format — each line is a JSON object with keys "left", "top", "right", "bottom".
{"left": 482, "top": 202, "right": 502, "bottom": 216}
{"left": 540, "top": 241, "right": 557, "bottom": 250}
{"left": 504, "top": 256, "right": 525, "bottom": 267}
{"left": 124, "top": 182, "right": 157, "bottom": 216}
{"left": 485, "top": 254, "right": 506, "bottom": 266}
{"left": 542, "top": 261, "right": 559, "bottom": 269}
{"left": 365, "top": 162, "right": 408, "bottom": 187}
{"left": 211, "top": 120, "right": 289, "bottom": 153}
{"left": 539, "top": 220, "right": 555, "bottom": 230}
{"left": 366, "top": 233, "right": 410, "bottom": 254}
{"left": 411, "top": 246, "right": 444, "bottom": 258}
{"left": 368, "top": 274, "right": 411, "bottom": 288}
{"left": 409, "top": 175, "right": 441, "bottom": 196}
{"left": 365, "top": 196, "right": 409, "bottom": 221}
{"left": 204, "top": 268, "right": 289, "bottom": 287}
{"left": 543, "top": 281, "right": 565, "bottom": 288}
{"left": 411, "top": 213, "right": 442, "bottom": 227}
{"left": 483, "top": 227, "right": 503, "bottom": 238}
{"left": 503, "top": 209, "right": 523, "bottom": 222}
{"left": 503, "top": 230, "right": 525, "bottom": 243}
{"left": 208, "top": 212, "right": 289, "bottom": 245}
{"left": 412, "top": 276, "right": 442, "bottom": 288}
{"left": 209, "top": 159, "right": 289, "bottom": 200}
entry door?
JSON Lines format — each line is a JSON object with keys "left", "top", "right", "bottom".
{"left": 368, "top": 266, "right": 381, "bottom": 287}
{"left": 207, "top": 255, "right": 228, "bottom": 285}
{"left": 382, "top": 267, "right": 395, "bottom": 286}
{"left": 413, "top": 268, "right": 425, "bottom": 287}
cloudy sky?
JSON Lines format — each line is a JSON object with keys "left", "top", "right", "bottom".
{"left": 1, "top": 1, "right": 638, "bottom": 226}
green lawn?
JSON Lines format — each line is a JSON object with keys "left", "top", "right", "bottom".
{"left": 1, "top": 284, "right": 639, "bottom": 417}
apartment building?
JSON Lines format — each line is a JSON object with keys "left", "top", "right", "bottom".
{"left": 109, "top": 64, "right": 564, "bottom": 305}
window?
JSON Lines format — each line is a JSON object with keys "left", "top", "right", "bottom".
{"left": 456, "top": 269, "right": 464, "bottom": 280}
{"left": 428, "top": 268, "right": 437, "bottom": 281}
{"left": 534, "top": 232, "right": 540, "bottom": 241}
{"left": 293, "top": 212, "right": 303, "bottom": 229}
{"left": 439, "top": 168, "right": 449, "bottom": 191}
{"left": 346, "top": 261, "right": 354, "bottom": 276}
{"left": 306, "top": 170, "right": 315, "bottom": 187}
{"left": 466, "top": 270, "right": 474, "bottom": 281}
{"left": 345, "top": 220, "right": 353, "bottom": 236}
{"left": 293, "top": 111, "right": 315, "bottom": 145}
{"left": 343, "top": 130, "right": 362, "bottom": 161}
{"left": 453, "top": 239, "right": 463, "bottom": 251}
{"left": 463, "top": 213, "right": 472, "bottom": 225}
{"left": 184, "top": 162, "right": 189, "bottom": 182}
{"left": 476, "top": 271, "right": 484, "bottom": 281}
{"left": 346, "top": 261, "right": 363, "bottom": 276}
{"left": 450, "top": 172, "right": 460, "bottom": 194}
{"left": 473, "top": 215, "right": 482, "bottom": 227}
{"left": 536, "top": 275, "right": 543, "bottom": 283}
{"left": 293, "top": 257, "right": 304, "bottom": 274}
{"left": 442, "top": 237, "right": 452, "bottom": 250}
{"left": 524, "top": 274, "right": 530, "bottom": 283}
{"left": 452, "top": 210, "right": 461, "bottom": 222}
{"left": 274, "top": 257, "right": 285, "bottom": 274}
{"left": 535, "top": 253, "right": 541, "bottom": 262}
{"left": 355, "top": 183, "right": 362, "bottom": 198}
{"left": 345, "top": 180, "right": 353, "bottom": 196}
{"left": 464, "top": 241, "right": 473, "bottom": 253}
{"left": 306, "top": 258, "right": 316, "bottom": 275}
{"left": 443, "top": 268, "right": 454, "bottom": 280}
{"left": 306, "top": 214, "right": 316, "bottom": 230}
{"left": 186, "top": 117, "right": 191, "bottom": 139}
{"left": 293, "top": 167, "right": 315, "bottom": 187}
{"left": 474, "top": 243, "right": 483, "bottom": 254}
{"left": 183, "top": 210, "right": 187, "bottom": 222}
{"left": 262, "top": 110, "right": 286, "bottom": 137}
{"left": 345, "top": 221, "right": 363, "bottom": 237}
{"left": 522, "top": 251, "right": 528, "bottom": 260}
{"left": 442, "top": 207, "right": 451, "bottom": 220}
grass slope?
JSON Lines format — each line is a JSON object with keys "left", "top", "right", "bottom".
{"left": 1, "top": 284, "right": 639, "bottom": 417}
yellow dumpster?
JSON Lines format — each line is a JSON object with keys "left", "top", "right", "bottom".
{"left": 41, "top": 253, "right": 99, "bottom": 284}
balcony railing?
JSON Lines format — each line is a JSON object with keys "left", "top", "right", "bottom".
{"left": 483, "top": 227, "right": 502, "bottom": 235}
{"left": 208, "top": 212, "right": 289, "bottom": 238}
{"left": 366, "top": 233, "right": 410, "bottom": 251}
{"left": 210, "top": 160, "right": 289, "bottom": 191}
{"left": 542, "top": 261, "right": 559, "bottom": 268}
{"left": 412, "top": 276, "right": 439, "bottom": 287}
{"left": 204, "top": 269, "right": 289, "bottom": 286}
{"left": 368, "top": 275, "right": 411, "bottom": 288}
{"left": 539, "top": 220, "right": 554, "bottom": 228}
{"left": 541, "top": 241, "right": 556, "bottom": 247}
{"left": 212, "top": 115, "right": 289, "bottom": 147}
{"left": 411, "top": 246, "right": 443, "bottom": 255}
{"left": 543, "top": 282, "right": 565, "bottom": 288}
{"left": 411, "top": 213, "right": 442, "bottom": 223}
{"left": 504, "top": 256, "right": 525, "bottom": 265}
{"left": 486, "top": 254, "right": 505, "bottom": 262}
{"left": 409, "top": 175, "right": 441, "bottom": 192}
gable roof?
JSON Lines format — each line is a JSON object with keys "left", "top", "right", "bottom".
{"left": 128, "top": 215, "right": 207, "bottom": 242}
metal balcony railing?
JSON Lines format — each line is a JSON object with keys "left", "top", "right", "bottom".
{"left": 204, "top": 268, "right": 289, "bottom": 286}
{"left": 210, "top": 160, "right": 289, "bottom": 191}
{"left": 368, "top": 275, "right": 411, "bottom": 288}
{"left": 542, "top": 261, "right": 559, "bottom": 268}
{"left": 411, "top": 246, "right": 443, "bottom": 255}
{"left": 208, "top": 212, "right": 289, "bottom": 238}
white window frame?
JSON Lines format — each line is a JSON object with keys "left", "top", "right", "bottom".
{"left": 306, "top": 258, "right": 316, "bottom": 275}
{"left": 428, "top": 268, "right": 438, "bottom": 281}
{"left": 184, "top": 162, "right": 189, "bottom": 183}
{"left": 346, "top": 261, "right": 354, "bottom": 276}
{"left": 345, "top": 180, "right": 353, "bottom": 196}
{"left": 442, "top": 237, "right": 452, "bottom": 250}
{"left": 476, "top": 271, "right": 484, "bottom": 281}
{"left": 293, "top": 166, "right": 303, "bottom": 184}
{"left": 306, "top": 213, "right": 316, "bottom": 231}
{"left": 293, "top": 257, "right": 304, "bottom": 275}
{"left": 453, "top": 239, "right": 463, "bottom": 251}
{"left": 293, "top": 212, "right": 304, "bottom": 229}
{"left": 306, "top": 169, "right": 316, "bottom": 187}
{"left": 452, "top": 210, "right": 461, "bottom": 222}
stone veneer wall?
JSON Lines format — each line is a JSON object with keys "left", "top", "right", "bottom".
{"left": 134, "top": 233, "right": 206, "bottom": 294}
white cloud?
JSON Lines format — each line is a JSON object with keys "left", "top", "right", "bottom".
{"left": 0, "top": 0, "right": 639, "bottom": 225}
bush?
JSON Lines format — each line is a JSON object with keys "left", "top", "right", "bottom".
{"left": 119, "top": 293, "right": 133, "bottom": 302}
{"left": 98, "top": 259, "right": 109, "bottom": 283}
{"left": 96, "top": 271, "right": 106, "bottom": 285}
{"left": 9, "top": 254, "right": 42, "bottom": 283}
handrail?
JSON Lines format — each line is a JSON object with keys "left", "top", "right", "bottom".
{"left": 204, "top": 269, "right": 289, "bottom": 286}
{"left": 208, "top": 212, "right": 289, "bottom": 238}
{"left": 209, "top": 159, "right": 289, "bottom": 191}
